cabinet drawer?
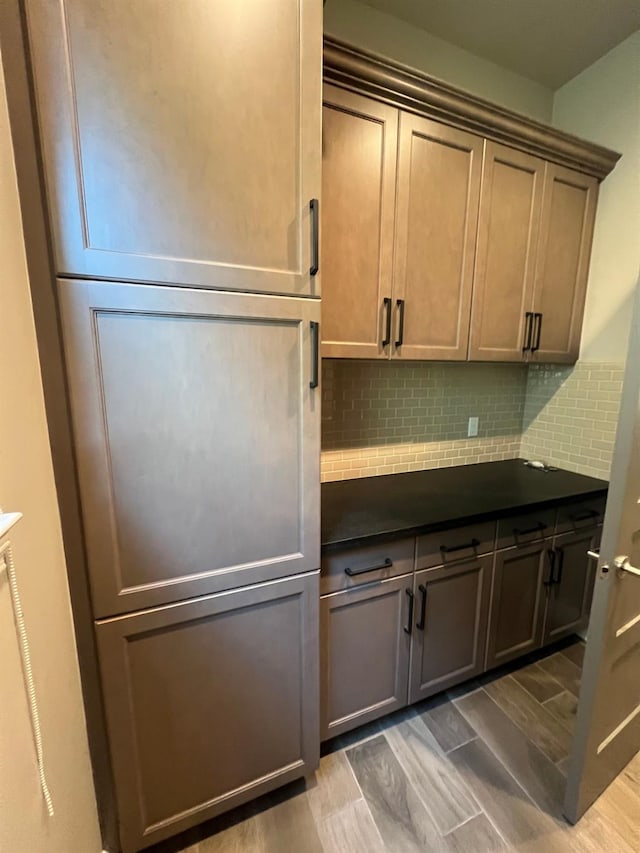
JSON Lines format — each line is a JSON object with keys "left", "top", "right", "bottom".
{"left": 416, "top": 521, "right": 496, "bottom": 570}
{"left": 496, "top": 507, "right": 556, "bottom": 550}
{"left": 555, "top": 496, "right": 607, "bottom": 534}
{"left": 321, "top": 538, "right": 415, "bottom": 595}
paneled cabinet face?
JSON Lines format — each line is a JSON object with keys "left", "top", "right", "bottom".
{"left": 468, "top": 143, "right": 545, "bottom": 362}
{"left": 321, "top": 85, "right": 398, "bottom": 358}
{"left": 393, "top": 116, "right": 483, "bottom": 360}
{"left": 544, "top": 528, "right": 599, "bottom": 643}
{"left": 96, "top": 572, "right": 319, "bottom": 853}
{"left": 320, "top": 575, "right": 412, "bottom": 739}
{"left": 25, "top": 0, "right": 321, "bottom": 295}
{"left": 531, "top": 165, "right": 599, "bottom": 363}
{"left": 486, "top": 541, "right": 550, "bottom": 668}
{"left": 409, "top": 556, "right": 492, "bottom": 703}
{"left": 59, "top": 279, "right": 320, "bottom": 617}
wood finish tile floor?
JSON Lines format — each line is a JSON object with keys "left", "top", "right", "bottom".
{"left": 156, "top": 639, "right": 640, "bottom": 853}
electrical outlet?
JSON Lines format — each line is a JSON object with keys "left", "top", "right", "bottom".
{"left": 468, "top": 416, "right": 479, "bottom": 437}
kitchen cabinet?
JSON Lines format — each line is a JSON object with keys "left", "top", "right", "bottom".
{"left": 392, "top": 115, "right": 483, "bottom": 360}
{"left": 468, "top": 143, "right": 545, "bottom": 362}
{"left": 543, "top": 527, "right": 601, "bottom": 644}
{"left": 96, "top": 572, "right": 319, "bottom": 853}
{"left": 25, "top": 0, "right": 322, "bottom": 295}
{"left": 409, "top": 556, "right": 492, "bottom": 703}
{"left": 530, "top": 165, "right": 599, "bottom": 363}
{"left": 485, "top": 539, "right": 551, "bottom": 669}
{"left": 59, "top": 279, "right": 321, "bottom": 618}
{"left": 321, "top": 574, "right": 412, "bottom": 739}
{"left": 321, "top": 85, "right": 398, "bottom": 358}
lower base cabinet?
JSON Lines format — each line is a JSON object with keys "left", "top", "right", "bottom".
{"left": 544, "top": 527, "right": 601, "bottom": 643}
{"left": 320, "top": 574, "right": 412, "bottom": 740}
{"left": 96, "top": 572, "right": 319, "bottom": 853}
{"left": 409, "top": 556, "right": 492, "bottom": 703}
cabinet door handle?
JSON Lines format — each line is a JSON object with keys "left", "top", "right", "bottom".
{"left": 395, "top": 299, "right": 405, "bottom": 347}
{"left": 309, "top": 321, "right": 319, "bottom": 389}
{"left": 523, "top": 311, "right": 534, "bottom": 352}
{"left": 531, "top": 312, "right": 543, "bottom": 352}
{"left": 309, "top": 198, "right": 319, "bottom": 276}
{"left": 416, "top": 583, "right": 427, "bottom": 630}
{"left": 513, "top": 522, "right": 547, "bottom": 537}
{"left": 544, "top": 548, "right": 557, "bottom": 587}
{"left": 344, "top": 557, "right": 392, "bottom": 577}
{"left": 382, "top": 297, "right": 392, "bottom": 347}
{"left": 440, "top": 537, "right": 480, "bottom": 554}
{"left": 555, "top": 546, "right": 565, "bottom": 585}
{"left": 404, "top": 588, "right": 414, "bottom": 635}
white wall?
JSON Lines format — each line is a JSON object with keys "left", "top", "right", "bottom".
{"left": 324, "top": 0, "right": 554, "bottom": 121}
{"left": 0, "top": 57, "right": 102, "bottom": 853}
{"left": 552, "top": 31, "right": 640, "bottom": 363}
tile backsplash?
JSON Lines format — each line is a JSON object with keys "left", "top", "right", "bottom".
{"left": 521, "top": 362, "right": 624, "bottom": 480}
{"left": 321, "top": 359, "right": 624, "bottom": 482}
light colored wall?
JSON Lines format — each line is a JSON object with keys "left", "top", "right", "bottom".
{"left": 553, "top": 30, "right": 640, "bottom": 364}
{"left": 0, "top": 59, "right": 101, "bottom": 853}
{"left": 324, "top": 0, "right": 554, "bottom": 121}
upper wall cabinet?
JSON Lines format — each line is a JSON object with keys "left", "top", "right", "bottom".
{"left": 322, "top": 39, "right": 619, "bottom": 365}
{"left": 393, "top": 115, "right": 483, "bottom": 361}
{"left": 25, "top": 0, "right": 322, "bottom": 296}
{"left": 321, "top": 85, "right": 397, "bottom": 358}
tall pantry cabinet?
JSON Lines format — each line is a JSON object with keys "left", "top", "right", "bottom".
{"left": 22, "top": 2, "right": 323, "bottom": 851}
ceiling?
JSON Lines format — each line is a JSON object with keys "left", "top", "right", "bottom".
{"left": 359, "top": 0, "right": 640, "bottom": 88}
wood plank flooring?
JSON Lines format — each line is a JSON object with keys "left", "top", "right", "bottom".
{"left": 157, "top": 638, "right": 640, "bottom": 853}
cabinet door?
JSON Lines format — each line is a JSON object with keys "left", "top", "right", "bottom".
{"left": 321, "top": 85, "right": 398, "bottom": 358}
{"left": 469, "top": 143, "right": 544, "bottom": 361}
{"left": 25, "top": 0, "right": 321, "bottom": 295}
{"left": 321, "top": 575, "right": 411, "bottom": 740}
{"left": 530, "top": 165, "right": 599, "bottom": 363}
{"left": 393, "top": 115, "right": 483, "bottom": 360}
{"left": 486, "top": 542, "right": 550, "bottom": 669}
{"left": 59, "top": 279, "right": 320, "bottom": 617}
{"left": 544, "top": 528, "right": 599, "bottom": 644}
{"left": 409, "top": 556, "right": 492, "bottom": 704}
{"left": 96, "top": 572, "right": 319, "bottom": 853}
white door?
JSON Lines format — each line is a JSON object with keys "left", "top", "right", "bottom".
{"left": 565, "top": 282, "right": 640, "bottom": 821}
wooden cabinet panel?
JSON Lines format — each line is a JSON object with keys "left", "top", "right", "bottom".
{"left": 409, "top": 556, "right": 492, "bottom": 703}
{"left": 486, "top": 542, "right": 549, "bottom": 669}
{"left": 25, "top": 0, "right": 322, "bottom": 295}
{"left": 531, "top": 165, "right": 599, "bottom": 363}
{"left": 321, "top": 85, "right": 398, "bottom": 358}
{"left": 321, "top": 575, "right": 411, "bottom": 739}
{"left": 544, "top": 528, "right": 599, "bottom": 644}
{"left": 59, "top": 279, "right": 320, "bottom": 617}
{"left": 320, "top": 537, "right": 415, "bottom": 595}
{"left": 469, "top": 143, "right": 544, "bottom": 361}
{"left": 393, "top": 115, "right": 483, "bottom": 360}
{"left": 96, "top": 572, "right": 319, "bottom": 853}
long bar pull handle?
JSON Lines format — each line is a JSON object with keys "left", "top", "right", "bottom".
{"left": 395, "top": 299, "right": 405, "bottom": 347}
{"left": 310, "top": 321, "right": 319, "bottom": 389}
{"left": 344, "top": 558, "right": 392, "bottom": 577}
{"left": 440, "top": 538, "right": 480, "bottom": 554}
{"left": 531, "top": 312, "right": 543, "bottom": 353}
{"left": 404, "top": 588, "right": 414, "bottom": 635}
{"left": 555, "top": 546, "right": 565, "bottom": 585}
{"left": 309, "top": 198, "right": 319, "bottom": 276}
{"left": 571, "top": 509, "right": 600, "bottom": 523}
{"left": 544, "top": 548, "right": 557, "bottom": 587}
{"left": 513, "top": 522, "right": 547, "bottom": 537}
{"left": 382, "top": 297, "right": 392, "bottom": 347}
{"left": 416, "top": 584, "right": 427, "bottom": 630}
{"left": 523, "top": 311, "right": 534, "bottom": 352}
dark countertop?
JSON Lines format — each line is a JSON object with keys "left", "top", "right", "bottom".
{"left": 321, "top": 459, "right": 608, "bottom": 551}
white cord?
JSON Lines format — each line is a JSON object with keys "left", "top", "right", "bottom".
{"left": 2, "top": 540, "right": 55, "bottom": 817}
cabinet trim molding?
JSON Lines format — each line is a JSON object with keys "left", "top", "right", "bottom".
{"left": 324, "top": 38, "right": 620, "bottom": 182}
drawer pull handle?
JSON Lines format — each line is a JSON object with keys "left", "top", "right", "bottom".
{"left": 570, "top": 509, "right": 600, "bottom": 522}
{"left": 344, "top": 557, "right": 392, "bottom": 577}
{"left": 416, "top": 584, "right": 427, "bottom": 630}
{"left": 440, "top": 538, "right": 480, "bottom": 554}
{"left": 404, "top": 588, "right": 414, "bottom": 635}
{"left": 513, "top": 522, "right": 547, "bottom": 537}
